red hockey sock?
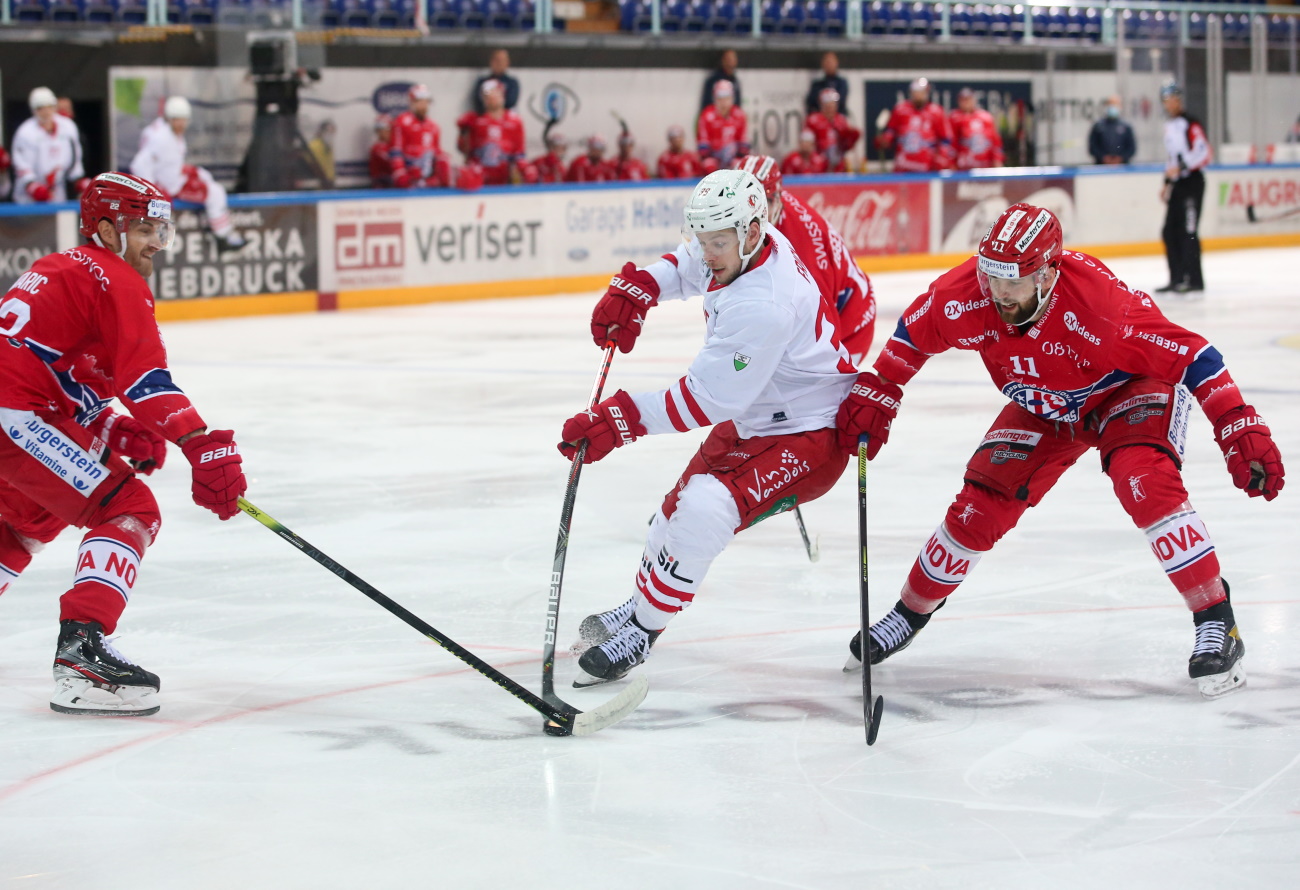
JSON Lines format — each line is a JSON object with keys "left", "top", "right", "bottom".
{"left": 900, "top": 522, "right": 986, "bottom": 614}
{"left": 0, "top": 523, "right": 36, "bottom": 597}
{"left": 60, "top": 523, "right": 146, "bottom": 635}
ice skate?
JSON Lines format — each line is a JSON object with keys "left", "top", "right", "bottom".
{"left": 50, "top": 620, "right": 161, "bottom": 717}
{"left": 574, "top": 616, "right": 659, "bottom": 688}
{"left": 214, "top": 232, "right": 246, "bottom": 255}
{"left": 570, "top": 596, "right": 636, "bottom": 657}
{"left": 844, "top": 599, "right": 943, "bottom": 671}
{"left": 1189, "top": 586, "right": 1245, "bottom": 699}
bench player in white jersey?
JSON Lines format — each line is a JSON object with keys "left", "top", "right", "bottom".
{"left": 130, "top": 97, "right": 245, "bottom": 254}
{"left": 558, "top": 169, "right": 858, "bottom": 685}
{"left": 837, "top": 203, "right": 1284, "bottom": 698}
{"left": 10, "top": 87, "right": 85, "bottom": 205}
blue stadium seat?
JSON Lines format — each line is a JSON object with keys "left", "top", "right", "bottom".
{"left": 866, "top": 0, "right": 887, "bottom": 34}
{"left": 949, "top": 3, "right": 972, "bottom": 36}
{"left": 703, "top": 0, "right": 731, "bottom": 31}
{"left": 369, "top": 0, "right": 415, "bottom": 27}
{"left": 776, "top": 0, "right": 804, "bottom": 34}
{"left": 886, "top": 1, "right": 910, "bottom": 35}
{"left": 969, "top": 3, "right": 991, "bottom": 37}
{"left": 178, "top": 0, "right": 215, "bottom": 23}
{"left": 823, "top": 0, "right": 846, "bottom": 36}
{"left": 1008, "top": 3, "right": 1026, "bottom": 41}
{"left": 730, "top": 0, "right": 753, "bottom": 32}
{"left": 1082, "top": 5, "right": 1100, "bottom": 41}
{"left": 1064, "top": 5, "right": 1083, "bottom": 39}
{"left": 1047, "top": 7, "right": 1067, "bottom": 38}
{"left": 989, "top": 4, "right": 1010, "bottom": 38}
{"left": 116, "top": 0, "right": 151, "bottom": 22}
{"left": 459, "top": 0, "right": 487, "bottom": 28}
{"left": 1269, "top": 14, "right": 1293, "bottom": 44}
{"left": 48, "top": 0, "right": 82, "bottom": 21}
{"left": 759, "top": 0, "right": 780, "bottom": 33}
{"left": 683, "top": 0, "right": 709, "bottom": 31}
{"left": 802, "top": 0, "right": 827, "bottom": 34}
{"left": 909, "top": 1, "right": 931, "bottom": 37}
{"left": 1187, "top": 12, "right": 1205, "bottom": 41}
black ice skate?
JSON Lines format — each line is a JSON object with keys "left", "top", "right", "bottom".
{"left": 51, "top": 620, "right": 161, "bottom": 716}
{"left": 574, "top": 616, "right": 660, "bottom": 688}
{"left": 843, "top": 599, "right": 943, "bottom": 671}
{"left": 570, "top": 596, "right": 636, "bottom": 657}
{"left": 1189, "top": 583, "right": 1246, "bottom": 699}
{"left": 214, "top": 232, "right": 247, "bottom": 255}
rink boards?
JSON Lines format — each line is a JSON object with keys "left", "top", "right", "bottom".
{"left": 1, "top": 163, "right": 1298, "bottom": 321}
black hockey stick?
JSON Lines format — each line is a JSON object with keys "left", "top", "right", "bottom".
{"left": 857, "top": 435, "right": 884, "bottom": 745}
{"left": 238, "top": 497, "right": 646, "bottom": 736}
{"left": 1245, "top": 204, "right": 1300, "bottom": 224}
{"left": 541, "top": 340, "right": 622, "bottom": 726}
{"left": 793, "top": 505, "right": 819, "bottom": 562}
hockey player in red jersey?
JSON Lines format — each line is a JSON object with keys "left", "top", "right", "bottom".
{"left": 656, "top": 126, "right": 701, "bottom": 180}
{"left": 696, "top": 81, "right": 749, "bottom": 174}
{"left": 804, "top": 89, "right": 861, "bottom": 173}
{"left": 557, "top": 169, "right": 858, "bottom": 685}
{"left": 877, "top": 77, "right": 954, "bottom": 172}
{"left": 614, "top": 133, "right": 650, "bottom": 181}
{"left": 838, "top": 203, "right": 1283, "bottom": 698}
{"left": 949, "top": 88, "right": 1004, "bottom": 170}
{"left": 369, "top": 115, "right": 393, "bottom": 188}
{"left": 530, "top": 132, "right": 569, "bottom": 184}
{"left": 456, "top": 79, "right": 527, "bottom": 186}
{"left": 0, "top": 172, "right": 248, "bottom": 716}
{"left": 738, "top": 154, "right": 875, "bottom": 365}
{"left": 780, "top": 129, "right": 829, "bottom": 177}
{"left": 390, "top": 84, "right": 450, "bottom": 188}
{"left": 565, "top": 136, "right": 618, "bottom": 183}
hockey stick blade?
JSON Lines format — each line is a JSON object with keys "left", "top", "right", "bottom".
{"left": 866, "top": 694, "right": 884, "bottom": 746}
{"left": 238, "top": 497, "right": 644, "bottom": 737}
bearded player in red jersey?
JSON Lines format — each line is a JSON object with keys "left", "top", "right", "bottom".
{"left": 0, "top": 172, "right": 248, "bottom": 716}
{"left": 877, "top": 77, "right": 954, "bottom": 173}
{"left": 390, "top": 84, "right": 450, "bottom": 189}
{"left": 737, "top": 155, "right": 876, "bottom": 366}
{"left": 838, "top": 203, "right": 1283, "bottom": 698}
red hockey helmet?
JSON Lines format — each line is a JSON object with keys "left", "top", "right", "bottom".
{"left": 79, "top": 172, "right": 174, "bottom": 253}
{"left": 736, "top": 154, "right": 781, "bottom": 203}
{"left": 977, "top": 203, "right": 1062, "bottom": 280}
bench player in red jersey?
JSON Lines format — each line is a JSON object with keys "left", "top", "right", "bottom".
{"left": 837, "top": 203, "right": 1284, "bottom": 698}
{"left": 737, "top": 155, "right": 876, "bottom": 366}
{"left": 0, "top": 172, "right": 247, "bottom": 716}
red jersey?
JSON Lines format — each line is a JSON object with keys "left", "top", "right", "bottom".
{"left": 804, "top": 112, "right": 861, "bottom": 172}
{"left": 876, "top": 252, "right": 1238, "bottom": 424}
{"left": 530, "top": 152, "right": 567, "bottom": 184}
{"left": 778, "top": 191, "right": 875, "bottom": 364}
{"left": 949, "top": 108, "right": 1004, "bottom": 170}
{"left": 456, "top": 110, "right": 526, "bottom": 186}
{"left": 565, "top": 156, "right": 618, "bottom": 183}
{"left": 369, "top": 140, "right": 392, "bottom": 187}
{"left": 780, "top": 150, "right": 829, "bottom": 176}
{"left": 389, "top": 112, "right": 444, "bottom": 186}
{"left": 879, "top": 101, "right": 953, "bottom": 172}
{"left": 0, "top": 245, "right": 203, "bottom": 442}
{"left": 696, "top": 105, "right": 749, "bottom": 166}
{"left": 616, "top": 157, "right": 650, "bottom": 181}
{"left": 656, "top": 150, "right": 701, "bottom": 180}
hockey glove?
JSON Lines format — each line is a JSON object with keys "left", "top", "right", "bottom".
{"left": 26, "top": 181, "right": 51, "bottom": 202}
{"left": 98, "top": 412, "right": 167, "bottom": 476}
{"left": 1213, "top": 405, "right": 1285, "bottom": 501}
{"left": 592, "top": 262, "right": 660, "bottom": 354}
{"left": 836, "top": 372, "right": 904, "bottom": 459}
{"left": 182, "top": 430, "right": 247, "bottom": 520}
{"left": 558, "top": 390, "right": 646, "bottom": 464}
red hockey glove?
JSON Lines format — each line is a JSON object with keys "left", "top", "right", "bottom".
{"left": 836, "top": 372, "right": 904, "bottom": 458}
{"left": 100, "top": 413, "right": 167, "bottom": 476}
{"left": 592, "top": 262, "right": 660, "bottom": 353}
{"left": 182, "top": 430, "right": 247, "bottom": 520}
{"left": 0, "top": 145, "right": 9, "bottom": 172}
{"left": 27, "top": 182, "right": 51, "bottom": 202}
{"left": 558, "top": 390, "right": 646, "bottom": 464}
{"left": 392, "top": 166, "right": 416, "bottom": 189}
{"left": 1213, "top": 405, "right": 1285, "bottom": 501}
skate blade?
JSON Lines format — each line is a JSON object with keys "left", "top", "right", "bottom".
{"left": 50, "top": 678, "right": 160, "bottom": 716}
{"left": 573, "top": 670, "right": 620, "bottom": 689}
{"left": 842, "top": 652, "right": 862, "bottom": 673}
{"left": 1197, "top": 661, "right": 1246, "bottom": 699}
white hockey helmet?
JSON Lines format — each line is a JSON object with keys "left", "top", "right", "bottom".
{"left": 29, "top": 87, "right": 57, "bottom": 111}
{"left": 164, "top": 96, "right": 192, "bottom": 120}
{"left": 683, "top": 169, "right": 769, "bottom": 268}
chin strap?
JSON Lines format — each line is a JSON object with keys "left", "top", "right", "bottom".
{"left": 1015, "top": 267, "right": 1060, "bottom": 327}
{"left": 737, "top": 219, "right": 767, "bottom": 271}
{"left": 91, "top": 229, "right": 129, "bottom": 258}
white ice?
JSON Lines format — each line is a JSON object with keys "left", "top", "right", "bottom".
{"left": 2, "top": 248, "right": 1299, "bottom": 889}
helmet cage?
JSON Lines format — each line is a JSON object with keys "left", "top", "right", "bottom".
{"left": 682, "top": 169, "right": 768, "bottom": 270}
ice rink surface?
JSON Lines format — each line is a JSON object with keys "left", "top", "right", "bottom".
{"left": 2, "top": 247, "right": 1298, "bottom": 889}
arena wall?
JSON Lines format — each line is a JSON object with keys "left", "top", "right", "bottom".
{"left": 2, "top": 164, "right": 1297, "bottom": 322}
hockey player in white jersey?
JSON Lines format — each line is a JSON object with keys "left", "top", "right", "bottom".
{"left": 11, "top": 87, "right": 85, "bottom": 204}
{"left": 558, "top": 169, "right": 858, "bottom": 685}
{"left": 130, "top": 96, "right": 245, "bottom": 254}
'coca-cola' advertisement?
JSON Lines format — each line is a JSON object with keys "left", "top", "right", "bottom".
{"left": 784, "top": 180, "right": 930, "bottom": 257}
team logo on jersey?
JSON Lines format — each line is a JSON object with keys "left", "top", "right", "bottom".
{"left": 944, "top": 298, "right": 988, "bottom": 319}
{"left": 1002, "top": 382, "right": 1079, "bottom": 422}
{"left": 733, "top": 352, "right": 750, "bottom": 371}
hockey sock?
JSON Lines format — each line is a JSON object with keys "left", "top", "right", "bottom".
{"left": 60, "top": 522, "right": 146, "bottom": 635}
{"left": 634, "top": 474, "right": 738, "bottom": 632}
{"left": 901, "top": 522, "right": 985, "bottom": 613}
{"left": 0, "top": 523, "right": 37, "bottom": 597}
{"left": 1143, "top": 506, "right": 1224, "bottom": 611}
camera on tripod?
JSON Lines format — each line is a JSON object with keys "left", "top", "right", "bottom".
{"left": 237, "top": 32, "right": 328, "bottom": 193}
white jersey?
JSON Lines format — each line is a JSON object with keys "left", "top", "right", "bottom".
{"left": 130, "top": 118, "right": 187, "bottom": 196}
{"left": 635, "top": 223, "right": 856, "bottom": 439}
{"left": 1163, "top": 114, "right": 1210, "bottom": 180}
{"left": 10, "top": 115, "right": 84, "bottom": 203}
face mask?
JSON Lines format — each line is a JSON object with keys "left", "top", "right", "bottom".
{"left": 1106, "top": 105, "right": 1120, "bottom": 119}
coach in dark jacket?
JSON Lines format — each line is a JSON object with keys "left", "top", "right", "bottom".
{"left": 1088, "top": 95, "right": 1136, "bottom": 165}
{"left": 805, "top": 52, "right": 849, "bottom": 116}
